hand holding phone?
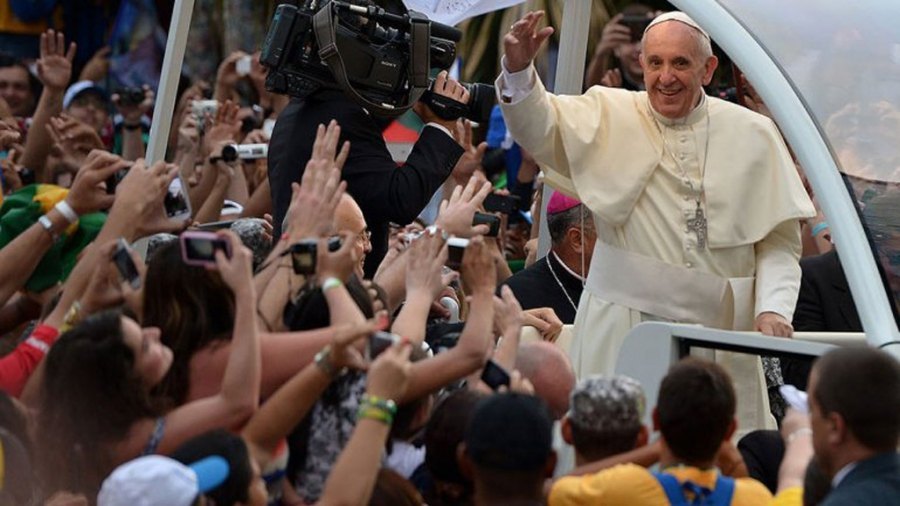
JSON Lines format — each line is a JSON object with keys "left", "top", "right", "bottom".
{"left": 472, "top": 212, "right": 500, "bottom": 237}
{"left": 113, "top": 238, "right": 142, "bottom": 289}
{"left": 181, "top": 231, "right": 233, "bottom": 267}
{"left": 366, "top": 331, "right": 401, "bottom": 361}
{"left": 481, "top": 359, "right": 511, "bottom": 391}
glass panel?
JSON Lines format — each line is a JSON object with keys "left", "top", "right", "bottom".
{"left": 713, "top": 0, "right": 900, "bottom": 317}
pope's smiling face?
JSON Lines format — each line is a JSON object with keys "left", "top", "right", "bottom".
{"left": 641, "top": 21, "right": 718, "bottom": 119}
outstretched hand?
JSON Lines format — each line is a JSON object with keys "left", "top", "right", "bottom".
{"left": 284, "top": 120, "right": 348, "bottom": 239}
{"left": 36, "top": 30, "right": 76, "bottom": 92}
{"left": 503, "top": 11, "right": 555, "bottom": 73}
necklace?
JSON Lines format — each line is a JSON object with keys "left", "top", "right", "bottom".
{"left": 546, "top": 255, "right": 578, "bottom": 312}
{"left": 649, "top": 101, "right": 711, "bottom": 248}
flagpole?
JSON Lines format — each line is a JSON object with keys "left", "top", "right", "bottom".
{"left": 537, "top": 0, "right": 592, "bottom": 258}
{"left": 146, "top": 0, "right": 195, "bottom": 164}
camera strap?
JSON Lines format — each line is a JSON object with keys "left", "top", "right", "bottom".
{"left": 314, "top": 3, "right": 431, "bottom": 117}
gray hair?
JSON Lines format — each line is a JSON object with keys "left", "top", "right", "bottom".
{"left": 547, "top": 204, "right": 593, "bottom": 245}
{"left": 569, "top": 375, "right": 645, "bottom": 432}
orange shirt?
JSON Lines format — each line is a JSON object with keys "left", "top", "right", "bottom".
{"left": 550, "top": 463, "right": 773, "bottom": 506}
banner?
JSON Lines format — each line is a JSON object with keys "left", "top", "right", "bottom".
{"left": 403, "top": 0, "right": 527, "bottom": 26}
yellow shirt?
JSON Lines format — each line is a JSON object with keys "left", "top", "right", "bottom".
{"left": 768, "top": 486, "right": 803, "bottom": 506}
{"left": 549, "top": 464, "right": 773, "bottom": 506}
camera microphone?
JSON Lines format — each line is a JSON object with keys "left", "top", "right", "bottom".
{"left": 335, "top": 1, "right": 462, "bottom": 41}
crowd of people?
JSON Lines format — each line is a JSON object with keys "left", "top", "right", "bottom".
{"left": 0, "top": 1, "right": 897, "bottom": 505}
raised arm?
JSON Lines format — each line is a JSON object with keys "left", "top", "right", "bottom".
{"left": 20, "top": 30, "right": 75, "bottom": 180}
{"left": 391, "top": 230, "right": 454, "bottom": 344}
{"left": 401, "top": 237, "right": 496, "bottom": 403}
{"left": 318, "top": 340, "right": 412, "bottom": 506}
{"left": 129, "top": 230, "right": 260, "bottom": 457}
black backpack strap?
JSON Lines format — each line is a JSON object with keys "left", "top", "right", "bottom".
{"left": 313, "top": 3, "right": 430, "bottom": 117}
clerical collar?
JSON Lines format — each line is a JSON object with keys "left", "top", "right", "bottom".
{"left": 551, "top": 251, "right": 585, "bottom": 282}
{"left": 648, "top": 92, "right": 708, "bottom": 127}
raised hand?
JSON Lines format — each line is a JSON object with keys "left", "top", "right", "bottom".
{"left": 202, "top": 100, "right": 242, "bottom": 156}
{"left": 365, "top": 339, "right": 413, "bottom": 401}
{"left": 111, "top": 159, "right": 190, "bottom": 237}
{"left": 284, "top": 120, "right": 348, "bottom": 240}
{"left": 46, "top": 114, "right": 105, "bottom": 164}
{"left": 79, "top": 46, "right": 111, "bottom": 82}
{"left": 112, "top": 85, "right": 155, "bottom": 124}
{"left": 460, "top": 236, "right": 496, "bottom": 296}
{"left": 436, "top": 177, "right": 492, "bottom": 237}
{"left": 450, "top": 119, "right": 488, "bottom": 184}
{"left": 503, "top": 11, "right": 555, "bottom": 73}
{"left": 0, "top": 120, "right": 20, "bottom": 149}
{"left": 413, "top": 71, "right": 470, "bottom": 130}
{"left": 213, "top": 229, "right": 255, "bottom": 297}
{"left": 327, "top": 313, "right": 388, "bottom": 372}
{"left": 316, "top": 232, "right": 359, "bottom": 283}
{"left": 596, "top": 14, "right": 633, "bottom": 57}
{"left": 66, "top": 149, "right": 127, "bottom": 214}
{"left": 405, "top": 229, "right": 454, "bottom": 300}
{"left": 493, "top": 285, "right": 524, "bottom": 337}
{"left": 36, "top": 30, "right": 76, "bottom": 92}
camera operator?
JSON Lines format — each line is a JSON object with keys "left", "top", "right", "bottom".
{"left": 269, "top": 70, "right": 467, "bottom": 277}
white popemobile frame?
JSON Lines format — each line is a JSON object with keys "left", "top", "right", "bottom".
{"left": 147, "top": 3, "right": 897, "bottom": 402}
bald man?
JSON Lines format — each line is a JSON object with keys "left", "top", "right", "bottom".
{"left": 334, "top": 194, "right": 372, "bottom": 279}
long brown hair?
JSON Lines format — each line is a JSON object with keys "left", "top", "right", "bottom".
{"left": 143, "top": 241, "right": 235, "bottom": 405}
{"left": 35, "top": 311, "right": 163, "bottom": 498}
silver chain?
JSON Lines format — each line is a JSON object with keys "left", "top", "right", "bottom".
{"left": 546, "top": 255, "right": 578, "bottom": 312}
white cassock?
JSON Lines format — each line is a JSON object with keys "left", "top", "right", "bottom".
{"left": 498, "top": 65, "right": 815, "bottom": 432}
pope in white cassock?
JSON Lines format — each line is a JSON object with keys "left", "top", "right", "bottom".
{"left": 497, "top": 11, "right": 816, "bottom": 429}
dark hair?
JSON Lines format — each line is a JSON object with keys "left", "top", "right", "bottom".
{"left": 424, "top": 390, "right": 486, "bottom": 486}
{"left": 571, "top": 422, "right": 641, "bottom": 462}
{"left": 35, "top": 311, "right": 162, "bottom": 497}
{"left": 546, "top": 204, "right": 591, "bottom": 245}
{"left": 812, "top": 347, "right": 900, "bottom": 452}
{"left": 657, "top": 358, "right": 736, "bottom": 465}
{"left": 143, "top": 241, "right": 235, "bottom": 405}
{"left": 0, "top": 391, "right": 31, "bottom": 457}
{"left": 285, "top": 274, "right": 375, "bottom": 331}
{"left": 171, "top": 430, "right": 253, "bottom": 506}
{"left": 390, "top": 346, "right": 431, "bottom": 442}
{"left": 803, "top": 458, "right": 831, "bottom": 506}
{"left": 369, "top": 468, "right": 425, "bottom": 506}
{"left": 0, "top": 52, "right": 41, "bottom": 96}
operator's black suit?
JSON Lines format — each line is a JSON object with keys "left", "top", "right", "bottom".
{"left": 268, "top": 91, "right": 463, "bottom": 276}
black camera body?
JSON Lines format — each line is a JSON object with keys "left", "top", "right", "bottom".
{"left": 261, "top": 1, "right": 494, "bottom": 121}
{"left": 118, "top": 88, "right": 145, "bottom": 107}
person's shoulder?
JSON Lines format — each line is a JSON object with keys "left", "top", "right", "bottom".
{"left": 732, "top": 476, "right": 774, "bottom": 504}
{"left": 549, "top": 464, "right": 657, "bottom": 505}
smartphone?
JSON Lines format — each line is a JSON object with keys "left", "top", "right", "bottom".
{"left": 164, "top": 174, "right": 192, "bottom": 221}
{"left": 194, "top": 220, "right": 238, "bottom": 231}
{"left": 481, "top": 359, "right": 511, "bottom": 391}
{"left": 180, "top": 231, "right": 232, "bottom": 267}
{"left": 473, "top": 212, "right": 500, "bottom": 237}
{"left": 445, "top": 237, "right": 469, "bottom": 271}
{"left": 366, "top": 331, "right": 401, "bottom": 361}
{"left": 236, "top": 55, "right": 252, "bottom": 76}
{"left": 621, "top": 14, "right": 652, "bottom": 42}
{"left": 106, "top": 165, "right": 130, "bottom": 195}
{"left": 483, "top": 193, "right": 520, "bottom": 214}
{"left": 113, "top": 238, "right": 141, "bottom": 289}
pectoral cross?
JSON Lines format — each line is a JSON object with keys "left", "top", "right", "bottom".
{"left": 686, "top": 203, "right": 708, "bottom": 249}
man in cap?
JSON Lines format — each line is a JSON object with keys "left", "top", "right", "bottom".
{"left": 561, "top": 374, "right": 647, "bottom": 466}
{"left": 497, "top": 10, "right": 815, "bottom": 431}
{"left": 501, "top": 191, "right": 595, "bottom": 324}
{"left": 98, "top": 454, "right": 229, "bottom": 506}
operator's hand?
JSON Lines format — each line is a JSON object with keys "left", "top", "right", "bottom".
{"left": 413, "top": 71, "right": 468, "bottom": 132}
{"left": 503, "top": 11, "right": 555, "bottom": 73}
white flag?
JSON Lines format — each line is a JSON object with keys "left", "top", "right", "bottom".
{"left": 403, "top": 0, "right": 528, "bottom": 27}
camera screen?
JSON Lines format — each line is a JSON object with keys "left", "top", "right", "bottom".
{"left": 165, "top": 177, "right": 190, "bottom": 218}
{"left": 113, "top": 244, "right": 140, "bottom": 287}
{"left": 184, "top": 237, "right": 227, "bottom": 262}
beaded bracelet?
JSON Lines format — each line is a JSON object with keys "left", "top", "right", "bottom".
{"left": 357, "top": 403, "right": 394, "bottom": 425}
{"left": 361, "top": 394, "right": 398, "bottom": 416}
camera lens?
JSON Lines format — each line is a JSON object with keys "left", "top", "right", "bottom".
{"left": 221, "top": 145, "right": 238, "bottom": 163}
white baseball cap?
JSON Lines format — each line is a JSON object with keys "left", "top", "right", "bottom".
{"left": 98, "top": 454, "right": 229, "bottom": 506}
